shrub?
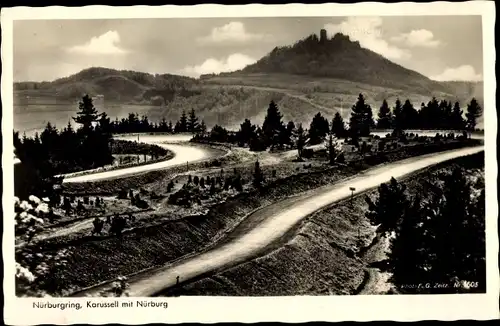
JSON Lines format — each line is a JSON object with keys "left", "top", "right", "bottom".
{"left": 302, "top": 148, "right": 314, "bottom": 158}
{"left": 223, "top": 177, "right": 231, "bottom": 191}
{"left": 232, "top": 175, "right": 243, "bottom": 192}
{"left": 271, "top": 169, "right": 277, "bottom": 178}
{"left": 193, "top": 176, "right": 200, "bottom": 186}
{"left": 200, "top": 177, "right": 205, "bottom": 188}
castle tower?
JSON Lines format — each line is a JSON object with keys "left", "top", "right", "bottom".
{"left": 320, "top": 29, "right": 327, "bottom": 43}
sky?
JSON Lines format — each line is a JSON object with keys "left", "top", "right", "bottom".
{"left": 13, "top": 16, "right": 483, "bottom": 82}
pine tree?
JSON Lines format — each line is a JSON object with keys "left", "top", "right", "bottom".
{"left": 349, "top": 93, "right": 373, "bottom": 139}
{"left": 389, "top": 195, "right": 429, "bottom": 290}
{"left": 327, "top": 132, "right": 338, "bottom": 165}
{"left": 73, "top": 95, "right": 99, "bottom": 132}
{"left": 451, "top": 102, "right": 465, "bottom": 131}
{"left": 285, "top": 121, "right": 296, "bottom": 146}
{"left": 376, "top": 99, "right": 392, "bottom": 130}
{"left": 392, "top": 99, "right": 403, "bottom": 130}
{"left": 465, "top": 98, "right": 482, "bottom": 133}
{"left": 296, "top": 124, "right": 306, "bottom": 158}
{"left": 178, "top": 111, "right": 188, "bottom": 133}
{"left": 236, "top": 119, "right": 257, "bottom": 147}
{"left": 168, "top": 121, "right": 174, "bottom": 133}
{"left": 199, "top": 120, "right": 207, "bottom": 135}
{"left": 365, "top": 177, "right": 409, "bottom": 237}
{"left": 187, "top": 108, "right": 199, "bottom": 133}
{"left": 98, "top": 112, "right": 112, "bottom": 134}
{"left": 308, "top": 112, "right": 329, "bottom": 145}
{"left": 401, "top": 99, "right": 419, "bottom": 130}
{"left": 262, "top": 100, "right": 284, "bottom": 148}
{"left": 331, "top": 112, "right": 346, "bottom": 138}
{"left": 426, "top": 168, "right": 477, "bottom": 284}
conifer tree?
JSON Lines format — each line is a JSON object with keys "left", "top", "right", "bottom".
{"left": 465, "top": 98, "right": 482, "bottom": 134}
{"left": 296, "top": 123, "right": 306, "bottom": 158}
{"left": 236, "top": 119, "right": 257, "bottom": 147}
{"left": 451, "top": 102, "right": 465, "bottom": 131}
{"left": 308, "top": 112, "right": 329, "bottom": 145}
{"left": 73, "top": 95, "right": 99, "bottom": 132}
{"left": 401, "top": 99, "right": 419, "bottom": 130}
{"left": 376, "top": 99, "right": 392, "bottom": 130}
{"left": 187, "top": 108, "right": 199, "bottom": 133}
{"left": 262, "top": 100, "right": 284, "bottom": 148}
{"left": 392, "top": 99, "right": 403, "bottom": 131}
{"left": 389, "top": 195, "right": 428, "bottom": 289}
{"left": 365, "top": 177, "right": 409, "bottom": 237}
{"left": 331, "top": 112, "right": 346, "bottom": 138}
{"left": 349, "top": 93, "right": 374, "bottom": 139}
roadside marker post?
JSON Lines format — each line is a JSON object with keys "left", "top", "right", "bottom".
{"left": 349, "top": 187, "right": 356, "bottom": 207}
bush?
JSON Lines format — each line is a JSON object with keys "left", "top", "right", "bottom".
{"left": 271, "top": 169, "right": 277, "bottom": 178}
{"left": 232, "top": 175, "right": 243, "bottom": 192}
{"left": 169, "top": 187, "right": 200, "bottom": 207}
{"left": 223, "top": 177, "right": 231, "bottom": 191}
{"left": 302, "top": 148, "right": 314, "bottom": 158}
{"left": 200, "top": 177, "right": 205, "bottom": 188}
{"left": 378, "top": 141, "right": 386, "bottom": 151}
{"left": 193, "top": 176, "right": 200, "bottom": 186}
{"left": 167, "top": 181, "right": 175, "bottom": 193}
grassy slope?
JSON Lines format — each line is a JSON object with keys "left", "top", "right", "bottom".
{"left": 166, "top": 152, "right": 485, "bottom": 296}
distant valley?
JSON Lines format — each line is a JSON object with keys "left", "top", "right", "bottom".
{"left": 14, "top": 32, "right": 484, "bottom": 134}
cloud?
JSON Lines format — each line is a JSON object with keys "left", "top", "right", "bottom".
{"left": 430, "top": 65, "right": 483, "bottom": 81}
{"left": 197, "top": 22, "right": 272, "bottom": 44}
{"left": 181, "top": 53, "right": 257, "bottom": 77}
{"left": 66, "top": 31, "right": 129, "bottom": 55}
{"left": 391, "top": 29, "right": 441, "bottom": 48}
{"left": 324, "top": 17, "right": 411, "bottom": 60}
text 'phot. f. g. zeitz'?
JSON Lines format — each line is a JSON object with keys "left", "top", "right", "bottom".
{"left": 5, "top": 4, "right": 494, "bottom": 311}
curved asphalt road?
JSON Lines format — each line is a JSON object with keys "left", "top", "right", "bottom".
{"left": 76, "top": 144, "right": 483, "bottom": 297}
{"left": 62, "top": 134, "right": 214, "bottom": 183}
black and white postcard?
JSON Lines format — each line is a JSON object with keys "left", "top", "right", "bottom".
{"left": 2, "top": 2, "right": 498, "bottom": 324}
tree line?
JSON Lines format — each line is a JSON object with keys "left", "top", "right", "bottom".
{"left": 14, "top": 95, "right": 114, "bottom": 200}
{"left": 194, "top": 94, "right": 482, "bottom": 155}
{"left": 110, "top": 109, "right": 206, "bottom": 134}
